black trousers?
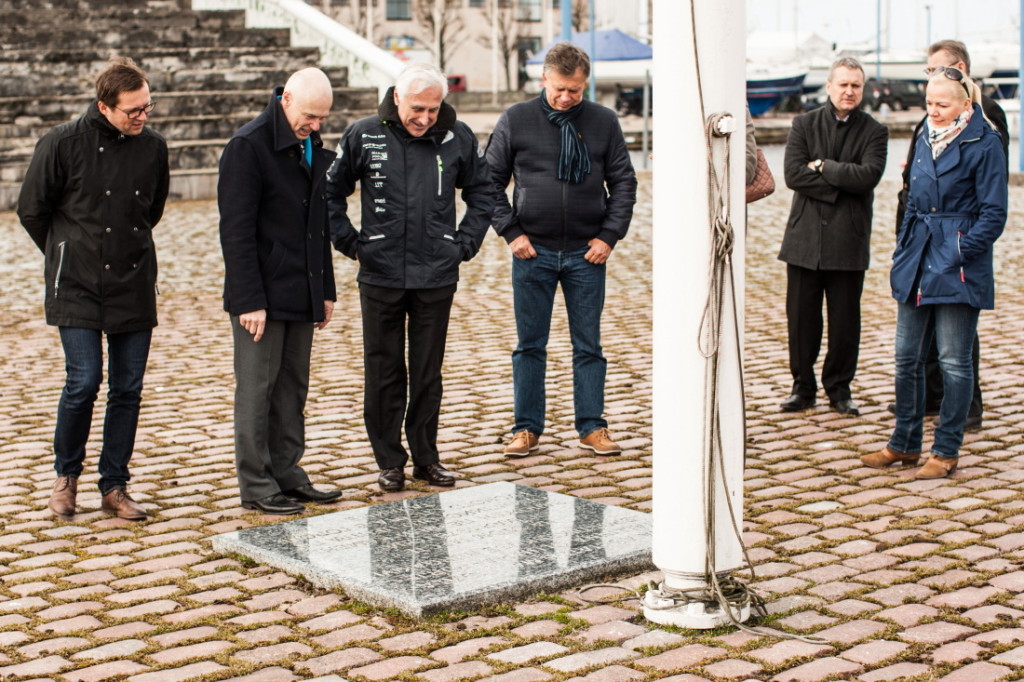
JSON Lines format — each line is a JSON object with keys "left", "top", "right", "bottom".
{"left": 786, "top": 264, "right": 865, "bottom": 402}
{"left": 360, "top": 283, "right": 456, "bottom": 470}
{"left": 925, "top": 332, "right": 984, "bottom": 417}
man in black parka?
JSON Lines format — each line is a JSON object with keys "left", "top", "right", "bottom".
{"left": 18, "top": 57, "right": 168, "bottom": 521}
{"left": 219, "top": 68, "right": 342, "bottom": 515}
{"left": 327, "top": 62, "right": 494, "bottom": 493}
{"left": 779, "top": 56, "right": 888, "bottom": 417}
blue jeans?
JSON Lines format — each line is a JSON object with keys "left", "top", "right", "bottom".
{"left": 890, "top": 302, "right": 978, "bottom": 459}
{"left": 55, "top": 327, "right": 152, "bottom": 492}
{"left": 512, "top": 245, "right": 607, "bottom": 438}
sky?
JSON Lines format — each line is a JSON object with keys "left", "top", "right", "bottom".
{"left": 747, "top": 0, "right": 1020, "bottom": 52}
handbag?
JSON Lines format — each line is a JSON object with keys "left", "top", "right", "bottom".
{"left": 745, "top": 148, "right": 775, "bottom": 203}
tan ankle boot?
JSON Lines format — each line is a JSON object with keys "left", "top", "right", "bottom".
{"left": 101, "top": 486, "right": 148, "bottom": 521}
{"left": 48, "top": 476, "right": 78, "bottom": 518}
{"left": 860, "top": 447, "right": 920, "bottom": 469}
{"left": 915, "top": 455, "right": 958, "bottom": 479}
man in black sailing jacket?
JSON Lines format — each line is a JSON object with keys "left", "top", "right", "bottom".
{"left": 327, "top": 62, "right": 494, "bottom": 493}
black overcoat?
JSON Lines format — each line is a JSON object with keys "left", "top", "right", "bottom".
{"left": 218, "top": 88, "right": 336, "bottom": 321}
{"left": 779, "top": 102, "right": 888, "bottom": 271}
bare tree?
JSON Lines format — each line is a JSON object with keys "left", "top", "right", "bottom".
{"left": 412, "top": 0, "right": 468, "bottom": 73}
{"left": 478, "top": 0, "right": 524, "bottom": 90}
{"left": 572, "top": 0, "right": 588, "bottom": 33}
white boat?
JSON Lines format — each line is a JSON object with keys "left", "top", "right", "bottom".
{"left": 746, "top": 63, "right": 808, "bottom": 116}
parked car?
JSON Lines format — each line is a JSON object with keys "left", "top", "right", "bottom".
{"left": 447, "top": 74, "right": 467, "bottom": 93}
{"left": 862, "top": 78, "right": 925, "bottom": 111}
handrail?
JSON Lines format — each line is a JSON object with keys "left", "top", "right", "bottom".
{"left": 192, "top": 0, "right": 403, "bottom": 97}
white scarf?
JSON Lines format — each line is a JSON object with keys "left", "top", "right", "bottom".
{"left": 927, "top": 105, "right": 973, "bottom": 159}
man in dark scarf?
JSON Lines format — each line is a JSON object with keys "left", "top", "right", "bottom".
{"left": 486, "top": 42, "right": 637, "bottom": 459}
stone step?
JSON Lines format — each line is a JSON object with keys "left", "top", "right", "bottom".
{"left": 0, "top": 6, "right": 244, "bottom": 41}
{"left": 0, "top": 47, "right": 329, "bottom": 97}
{"left": 0, "top": 24, "right": 292, "bottom": 52}
{"left": 0, "top": 86, "right": 375, "bottom": 133}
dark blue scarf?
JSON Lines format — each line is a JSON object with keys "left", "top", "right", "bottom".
{"left": 540, "top": 90, "right": 591, "bottom": 184}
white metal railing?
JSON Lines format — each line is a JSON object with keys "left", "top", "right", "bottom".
{"left": 192, "top": 0, "right": 403, "bottom": 97}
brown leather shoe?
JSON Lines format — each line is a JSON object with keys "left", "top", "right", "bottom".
{"left": 504, "top": 430, "right": 539, "bottom": 457}
{"left": 579, "top": 428, "right": 622, "bottom": 455}
{"left": 101, "top": 486, "right": 148, "bottom": 521}
{"left": 916, "top": 455, "right": 958, "bottom": 479}
{"left": 48, "top": 475, "right": 78, "bottom": 518}
{"left": 860, "top": 447, "right": 920, "bottom": 469}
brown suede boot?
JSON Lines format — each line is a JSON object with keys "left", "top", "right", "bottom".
{"left": 915, "top": 455, "right": 958, "bottom": 479}
{"left": 101, "top": 486, "right": 148, "bottom": 521}
{"left": 860, "top": 447, "right": 920, "bottom": 469}
{"left": 48, "top": 475, "right": 78, "bottom": 518}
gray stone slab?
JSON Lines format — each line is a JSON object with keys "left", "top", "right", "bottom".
{"left": 212, "top": 481, "right": 652, "bottom": 617}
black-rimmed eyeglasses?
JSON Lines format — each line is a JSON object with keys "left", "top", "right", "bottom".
{"left": 114, "top": 101, "right": 156, "bottom": 119}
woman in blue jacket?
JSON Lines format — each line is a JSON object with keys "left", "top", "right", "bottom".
{"left": 862, "top": 69, "right": 1007, "bottom": 479}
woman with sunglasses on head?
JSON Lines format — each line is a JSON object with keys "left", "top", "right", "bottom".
{"left": 862, "top": 68, "right": 1007, "bottom": 479}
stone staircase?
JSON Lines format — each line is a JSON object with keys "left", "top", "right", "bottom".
{"left": 0, "top": 0, "right": 379, "bottom": 211}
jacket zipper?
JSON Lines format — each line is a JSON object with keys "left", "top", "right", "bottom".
{"left": 957, "top": 231, "right": 965, "bottom": 282}
{"left": 436, "top": 154, "right": 443, "bottom": 196}
{"left": 54, "top": 241, "right": 67, "bottom": 298}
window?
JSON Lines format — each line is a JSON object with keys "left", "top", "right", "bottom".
{"left": 468, "top": 0, "right": 485, "bottom": 6}
{"left": 386, "top": 0, "right": 411, "bottom": 20}
{"left": 518, "top": 0, "right": 541, "bottom": 21}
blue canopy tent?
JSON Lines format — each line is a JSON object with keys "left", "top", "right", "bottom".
{"left": 524, "top": 29, "right": 653, "bottom": 89}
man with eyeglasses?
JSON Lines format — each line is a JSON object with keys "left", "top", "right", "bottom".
{"left": 219, "top": 68, "right": 343, "bottom": 515}
{"left": 888, "top": 40, "right": 1010, "bottom": 432}
{"left": 18, "top": 56, "right": 169, "bottom": 521}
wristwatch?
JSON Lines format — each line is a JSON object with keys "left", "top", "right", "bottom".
{"left": 813, "top": 159, "right": 824, "bottom": 172}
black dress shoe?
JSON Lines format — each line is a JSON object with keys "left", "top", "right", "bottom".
{"left": 241, "top": 493, "right": 304, "bottom": 515}
{"left": 411, "top": 462, "right": 455, "bottom": 487}
{"left": 378, "top": 467, "right": 405, "bottom": 492}
{"left": 830, "top": 399, "right": 860, "bottom": 416}
{"left": 937, "top": 414, "right": 983, "bottom": 431}
{"left": 283, "top": 483, "right": 342, "bottom": 503}
{"left": 780, "top": 394, "right": 816, "bottom": 412}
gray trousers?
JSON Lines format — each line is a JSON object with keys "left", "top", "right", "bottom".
{"left": 231, "top": 316, "right": 313, "bottom": 502}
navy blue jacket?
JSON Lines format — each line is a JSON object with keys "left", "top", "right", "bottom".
{"left": 485, "top": 95, "right": 636, "bottom": 250}
{"left": 326, "top": 88, "right": 494, "bottom": 290}
{"left": 891, "top": 103, "right": 1007, "bottom": 310}
{"left": 218, "top": 88, "right": 336, "bottom": 321}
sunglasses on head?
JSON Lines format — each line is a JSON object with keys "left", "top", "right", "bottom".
{"left": 926, "top": 65, "right": 970, "bottom": 96}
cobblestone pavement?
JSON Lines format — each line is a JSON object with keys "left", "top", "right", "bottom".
{"left": 1, "top": 174, "right": 1023, "bottom": 682}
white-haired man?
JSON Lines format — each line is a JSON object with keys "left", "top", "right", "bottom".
{"left": 327, "top": 63, "right": 495, "bottom": 493}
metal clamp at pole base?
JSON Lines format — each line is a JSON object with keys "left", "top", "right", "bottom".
{"left": 641, "top": 583, "right": 751, "bottom": 629}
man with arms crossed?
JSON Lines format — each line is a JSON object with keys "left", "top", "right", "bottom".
{"left": 778, "top": 57, "right": 888, "bottom": 417}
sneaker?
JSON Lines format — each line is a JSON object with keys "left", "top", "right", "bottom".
{"left": 579, "top": 428, "right": 622, "bottom": 455}
{"left": 504, "top": 430, "right": 539, "bottom": 457}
